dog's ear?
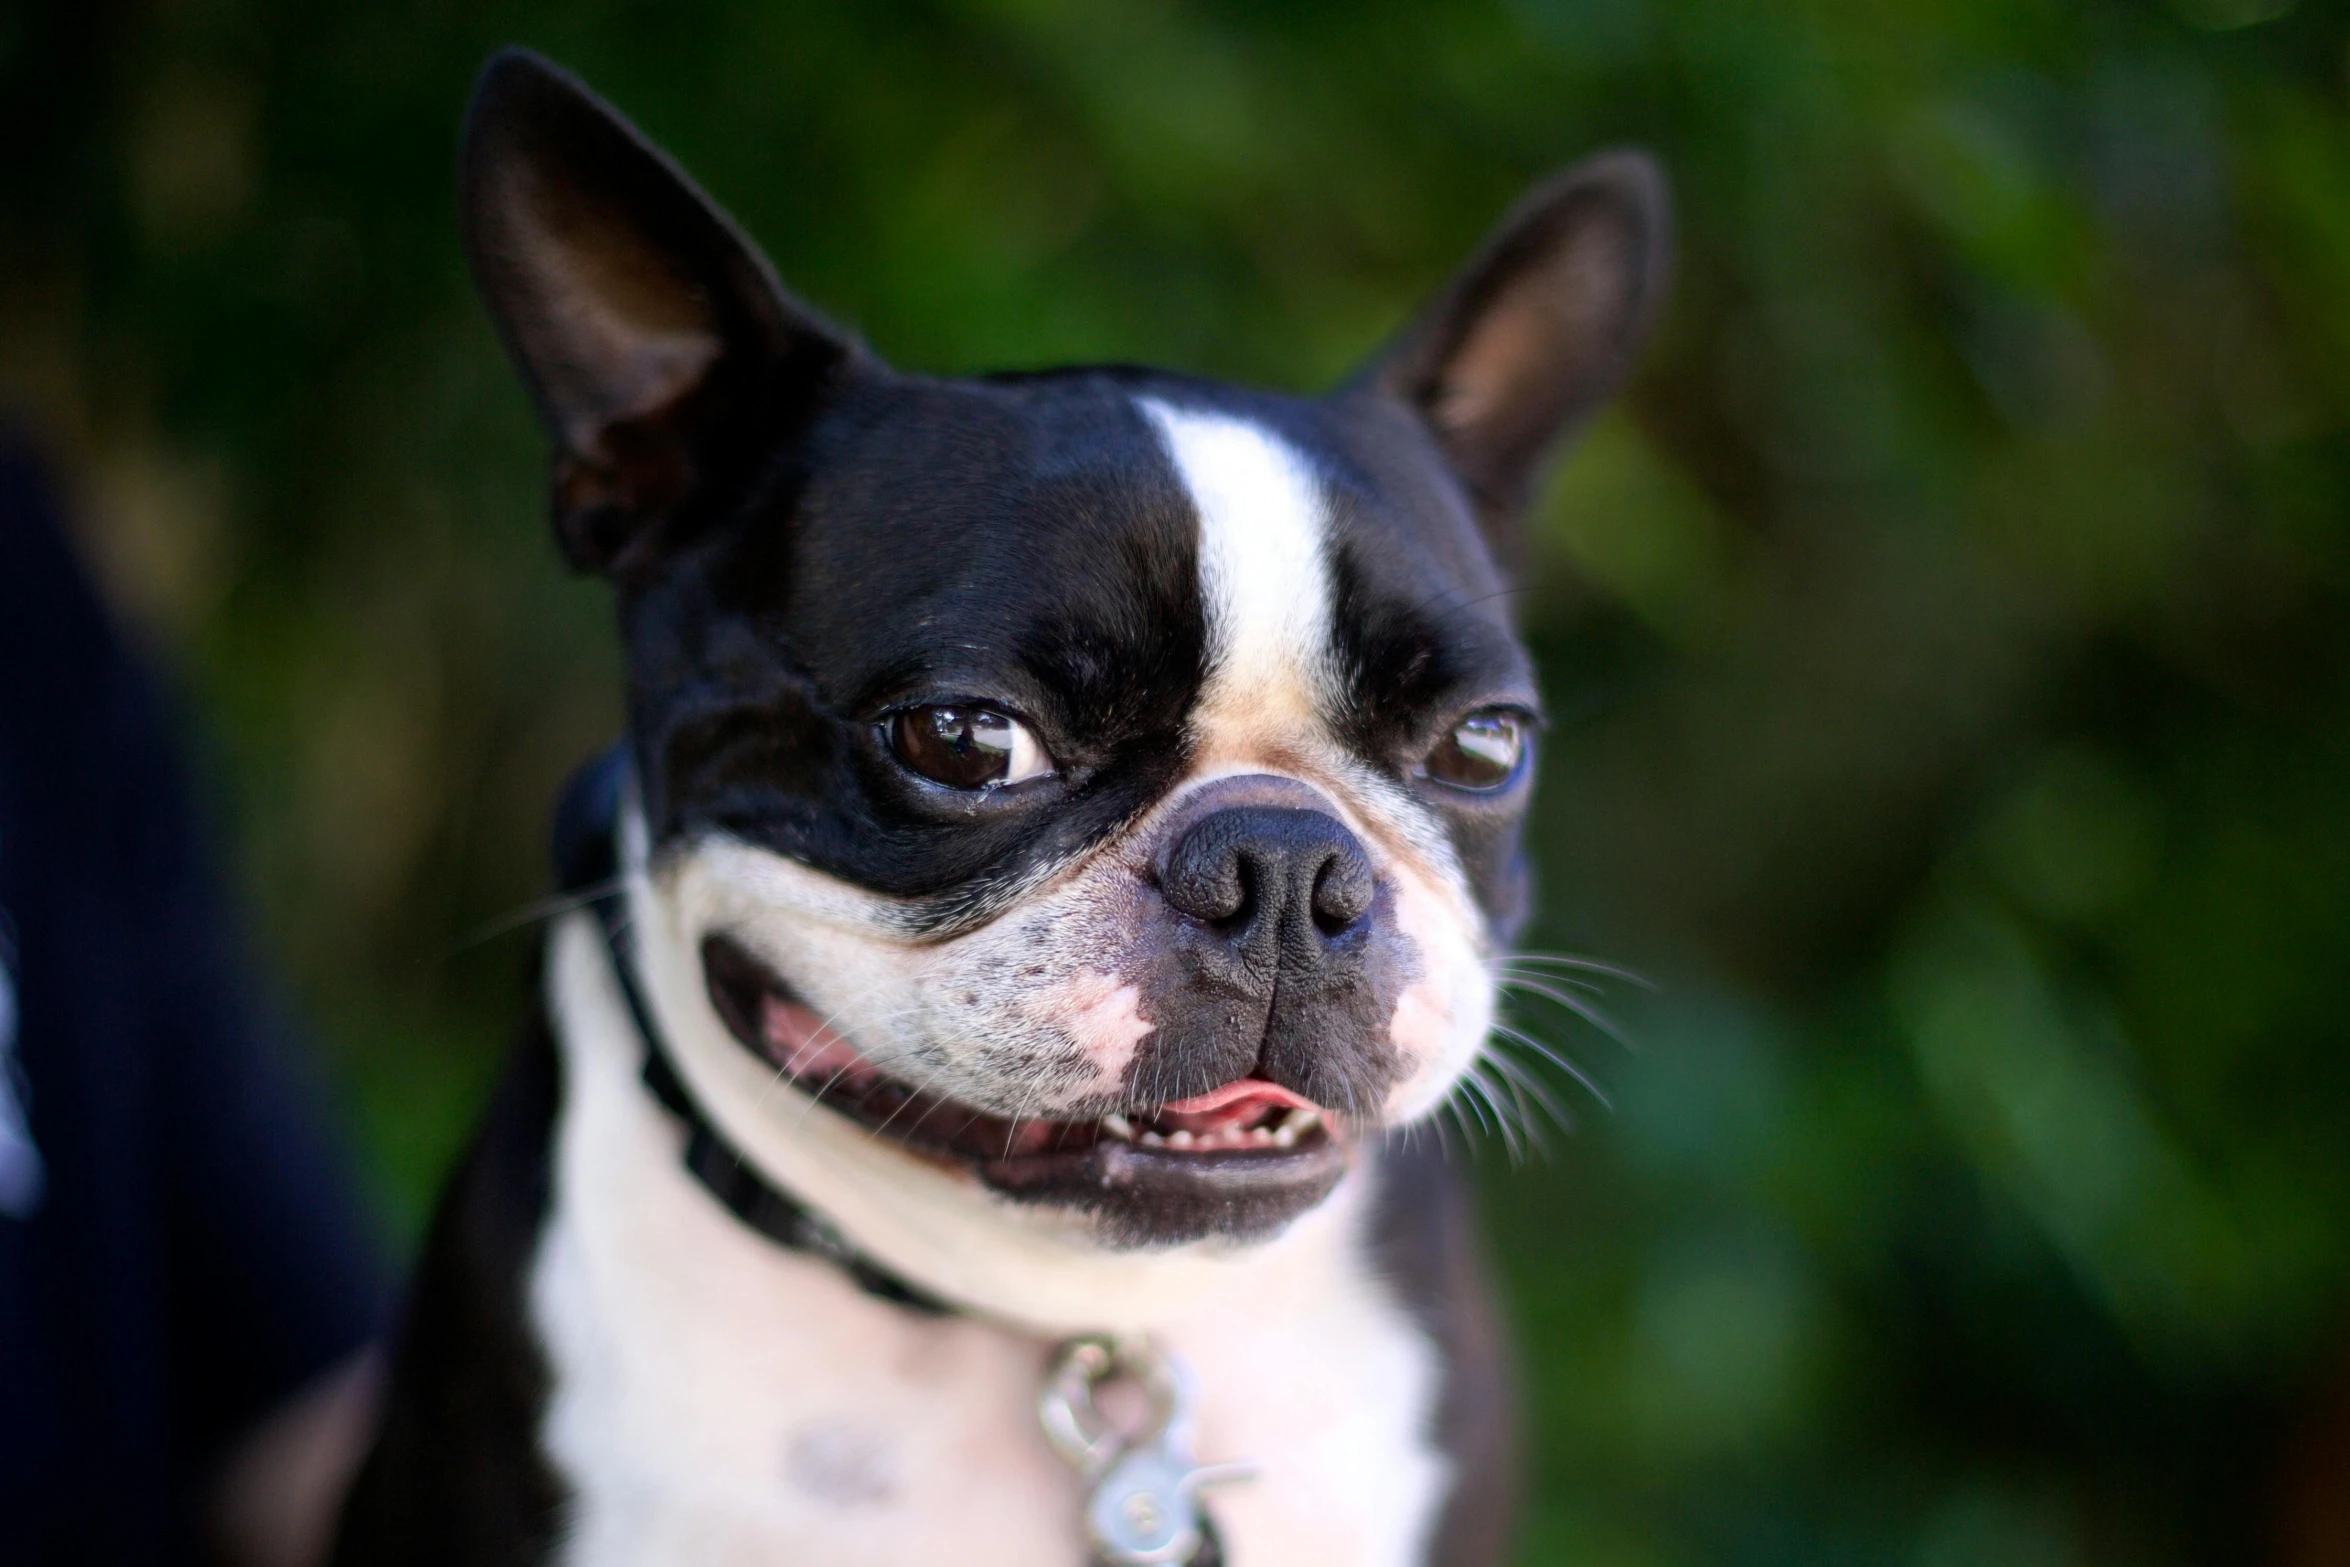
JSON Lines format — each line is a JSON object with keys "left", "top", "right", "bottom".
{"left": 1364, "top": 152, "right": 1671, "bottom": 546}
{"left": 462, "top": 49, "right": 862, "bottom": 575}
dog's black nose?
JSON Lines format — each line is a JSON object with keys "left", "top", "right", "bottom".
{"left": 1159, "top": 806, "right": 1375, "bottom": 960}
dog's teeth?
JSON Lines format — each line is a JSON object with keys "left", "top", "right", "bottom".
{"left": 1102, "top": 1113, "right": 1135, "bottom": 1141}
{"left": 1274, "top": 1122, "right": 1298, "bottom": 1148}
{"left": 1166, "top": 1129, "right": 1195, "bottom": 1150}
{"left": 1290, "top": 1109, "right": 1321, "bottom": 1134}
{"left": 1140, "top": 1130, "right": 1165, "bottom": 1147}
{"left": 1248, "top": 1126, "right": 1274, "bottom": 1146}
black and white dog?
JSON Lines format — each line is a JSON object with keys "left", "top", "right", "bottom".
{"left": 333, "top": 50, "right": 1667, "bottom": 1567}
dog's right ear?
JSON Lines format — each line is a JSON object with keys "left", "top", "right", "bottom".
{"left": 462, "top": 49, "right": 862, "bottom": 575}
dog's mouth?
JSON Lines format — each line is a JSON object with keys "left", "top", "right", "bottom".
{"left": 699, "top": 935, "right": 1351, "bottom": 1237}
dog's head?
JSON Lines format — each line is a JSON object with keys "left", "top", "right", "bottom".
{"left": 465, "top": 51, "right": 1667, "bottom": 1250}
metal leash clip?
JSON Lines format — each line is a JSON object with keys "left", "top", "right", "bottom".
{"left": 1039, "top": 1334, "right": 1257, "bottom": 1565}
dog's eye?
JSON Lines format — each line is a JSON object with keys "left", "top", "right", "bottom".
{"left": 889, "top": 705, "right": 1052, "bottom": 790}
{"left": 1423, "top": 709, "right": 1528, "bottom": 791}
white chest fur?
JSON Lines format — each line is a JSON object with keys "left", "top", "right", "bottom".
{"left": 529, "top": 913, "right": 1452, "bottom": 1567}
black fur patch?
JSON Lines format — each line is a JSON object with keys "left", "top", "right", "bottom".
{"left": 329, "top": 1007, "right": 567, "bottom": 1566}
{"left": 1371, "top": 1138, "right": 1520, "bottom": 1567}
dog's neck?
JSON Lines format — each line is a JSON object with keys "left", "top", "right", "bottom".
{"left": 615, "top": 806, "right": 1379, "bottom": 1334}
{"left": 529, "top": 902, "right": 1451, "bottom": 1567}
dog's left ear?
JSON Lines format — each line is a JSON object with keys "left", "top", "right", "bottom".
{"left": 462, "top": 49, "right": 864, "bottom": 575}
{"left": 1363, "top": 152, "right": 1672, "bottom": 545}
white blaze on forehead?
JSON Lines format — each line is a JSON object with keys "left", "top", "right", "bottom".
{"left": 1138, "top": 398, "right": 1336, "bottom": 730}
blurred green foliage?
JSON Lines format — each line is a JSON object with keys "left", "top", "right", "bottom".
{"left": 8, "top": 0, "right": 2350, "bottom": 1562}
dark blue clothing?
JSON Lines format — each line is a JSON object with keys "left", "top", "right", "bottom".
{"left": 0, "top": 439, "right": 388, "bottom": 1563}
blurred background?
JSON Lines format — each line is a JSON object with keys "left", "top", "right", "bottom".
{"left": 6, "top": 0, "right": 2350, "bottom": 1561}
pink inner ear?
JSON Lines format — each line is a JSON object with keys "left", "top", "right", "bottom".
{"left": 760, "top": 992, "right": 876, "bottom": 1089}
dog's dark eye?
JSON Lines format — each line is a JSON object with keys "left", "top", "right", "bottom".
{"left": 889, "top": 705, "right": 1052, "bottom": 790}
{"left": 1423, "top": 709, "right": 1529, "bottom": 791}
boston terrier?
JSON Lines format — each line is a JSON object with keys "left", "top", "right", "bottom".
{"left": 331, "top": 48, "right": 1667, "bottom": 1567}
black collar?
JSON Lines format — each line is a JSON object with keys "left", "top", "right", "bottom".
{"left": 558, "top": 750, "right": 953, "bottom": 1317}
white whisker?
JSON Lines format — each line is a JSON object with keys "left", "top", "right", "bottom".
{"left": 444, "top": 879, "right": 630, "bottom": 961}
{"left": 1438, "top": 1095, "right": 1476, "bottom": 1156}
{"left": 1494, "top": 966, "right": 1609, "bottom": 998}
{"left": 1481, "top": 1047, "right": 1572, "bottom": 1144}
{"left": 1501, "top": 951, "right": 1655, "bottom": 988}
{"left": 1495, "top": 975, "right": 1640, "bottom": 1055}
{"left": 1467, "top": 1065, "right": 1526, "bottom": 1163}
{"left": 1489, "top": 1021, "right": 1615, "bottom": 1113}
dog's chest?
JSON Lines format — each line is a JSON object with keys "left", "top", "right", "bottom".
{"left": 528, "top": 917, "right": 1450, "bottom": 1567}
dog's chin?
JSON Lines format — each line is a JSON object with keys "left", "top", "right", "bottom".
{"left": 699, "top": 934, "right": 1354, "bottom": 1247}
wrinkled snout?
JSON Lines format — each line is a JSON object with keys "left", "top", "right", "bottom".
{"left": 1133, "top": 777, "right": 1412, "bottom": 1116}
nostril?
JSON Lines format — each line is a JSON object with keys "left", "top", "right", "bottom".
{"left": 1215, "top": 859, "right": 1260, "bottom": 930}
{"left": 1160, "top": 804, "right": 1376, "bottom": 944}
{"left": 1310, "top": 847, "right": 1374, "bottom": 933}
{"left": 1160, "top": 814, "right": 1252, "bottom": 924}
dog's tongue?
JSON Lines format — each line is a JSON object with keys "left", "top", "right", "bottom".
{"left": 1155, "top": 1078, "right": 1318, "bottom": 1136}
{"left": 760, "top": 993, "right": 1320, "bottom": 1145}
